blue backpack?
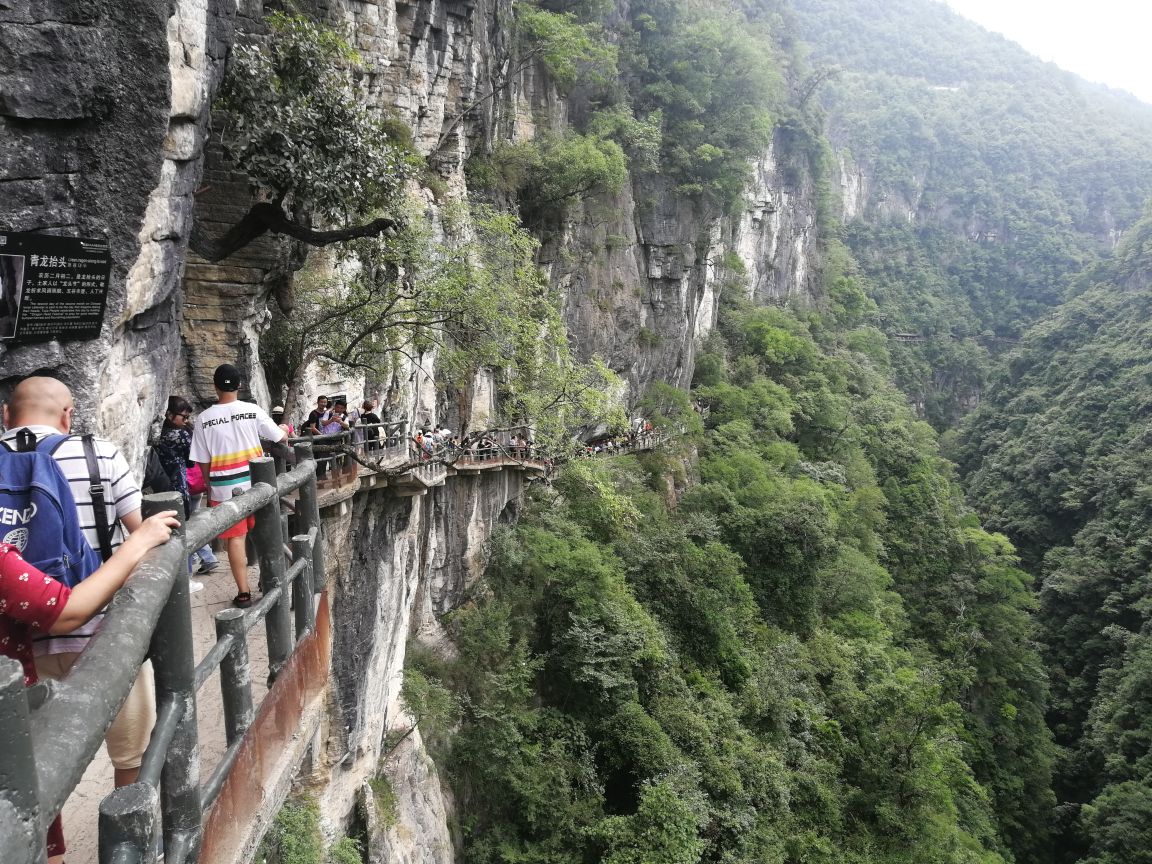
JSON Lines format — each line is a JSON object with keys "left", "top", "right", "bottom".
{"left": 0, "top": 431, "right": 103, "bottom": 588}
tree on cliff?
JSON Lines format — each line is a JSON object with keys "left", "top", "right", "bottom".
{"left": 262, "top": 200, "right": 623, "bottom": 448}
{"left": 191, "top": 12, "right": 418, "bottom": 263}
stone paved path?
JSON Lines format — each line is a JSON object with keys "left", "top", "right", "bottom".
{"left": 61, "top": 564, "right": 270, "bottom": 862}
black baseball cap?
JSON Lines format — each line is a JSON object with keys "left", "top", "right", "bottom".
{"left": 213, "top": 363, "right": 242, "bottom": 392}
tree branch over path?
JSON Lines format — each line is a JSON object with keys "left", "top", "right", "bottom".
{"left": 189, "top": 202, "right": 401, "bottom": 263}
{"left": 208, "top": 13, "right": 415, "bottom": 260}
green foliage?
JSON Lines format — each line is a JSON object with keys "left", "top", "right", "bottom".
{"left": 551, "top": 460, "right": 642, "bottom": 543}
{"left": 953, "top": 210, "right": 1152, "bottom": 860}
{"left": 637, "top": 382, "right": 704, "bottom": 440}
{"left": 587, "top": 105, "right": 664, "bottom": 173}
{"left": 620, "top": 0, "right": 785, "bottom": 208}
{"left": 488, "top": 132, "right": 628, "bottom": 214}
{"left": 217, "top": 12, "right": 418, "bottom": 220}
{"left": 258, "top": 796, "right": 323, "bottom": 864}
{"left": 516, "top": 3, "right": 618, "bottom": 92}
{"left": 368, "top": 775, "right": 399, "bottom": 828}
{"left": 1080, "top": 780, "right": 1152, "bottom": 864}
{"left": 408, "top": 286, "right": 1053, "bottom": 863}
{"left": 398, "top": 667, "right": 461, "bottom": 758}
{"left": 592, "top": 780, "right": 706, "bottom": 864}
{"left": 257, "top": 796, "right": 362, "bottom": 864}
{"left": 327, "top": 839, "right": 362, "bottom": 864}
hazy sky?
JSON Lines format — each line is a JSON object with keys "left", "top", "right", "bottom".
{"left": 943, "top": 0, "right": 1152, "bottom": 104}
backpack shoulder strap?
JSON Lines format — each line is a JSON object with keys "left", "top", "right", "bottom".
{"left": 36, "top": 433, "right": 71, "bottom": 456}
{"left": 81, "top": 433, "right": 114, "bottom": 561}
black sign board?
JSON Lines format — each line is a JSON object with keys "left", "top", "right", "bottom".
{"left": 0, "top": 232, "right": 111, "bottom": 344}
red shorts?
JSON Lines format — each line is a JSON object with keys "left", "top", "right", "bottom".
{"left": 47, "top": 814, "right": 64, "bottom": 857}
{"left": 207, "top": 498, "right": 255, "bottom": 539}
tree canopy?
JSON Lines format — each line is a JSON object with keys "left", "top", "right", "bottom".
{"left": 407, "top": 286, "right": 1053, "bottom": 864}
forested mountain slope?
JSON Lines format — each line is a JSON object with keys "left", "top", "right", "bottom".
{"left": 954, "top": 212, "right": 1152, "bottom": 864}
{"left": 792, "top": 0, "right": 1152, "bottom": 427}
{"left": 413, "top": 289, "right": 1053, "bottom": 864}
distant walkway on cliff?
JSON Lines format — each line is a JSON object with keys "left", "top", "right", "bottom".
{"left": 291, "top": 421, "right": 683, "bottom": 504}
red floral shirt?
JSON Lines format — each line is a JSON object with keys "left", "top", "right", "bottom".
{"left": 0, "top": 544, "right": 70, "bottom": 686}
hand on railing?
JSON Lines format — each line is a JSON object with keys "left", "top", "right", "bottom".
{"left": 48, "top": 511, "right": 182, "bottom": 635}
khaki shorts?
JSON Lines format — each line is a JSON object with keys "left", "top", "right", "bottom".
{"left": 35, "top": 653, "right": 156, "bottom": 770}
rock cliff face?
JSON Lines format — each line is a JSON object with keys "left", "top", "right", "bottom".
{"left": 830, "top": 144, "right": 922, "bottom": 226}
{"left": 0, "top": 0, "right": 232, "bottom": 467}
{"left": 549, "top": 133, "right": 820, "bottom": 400}
{"left": 313, "top": 471, "right": 525, "bottom": 863}
{"left": 732, "top": 134, "right": 821, "bottom": 303}
{"left": 0, "top": 1, "right": 821, "bottom": 861}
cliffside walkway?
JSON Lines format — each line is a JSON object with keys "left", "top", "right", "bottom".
{"left": 297, "top": 422, "right": 679, "bottom": 507}
{"left": 0, "top": 424, "right": 683, "bottom": 864}
{"left": 0, "top": 444, "right": 327, "bottom": 864}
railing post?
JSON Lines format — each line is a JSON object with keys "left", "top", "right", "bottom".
{"left": 251, "top": 458, "right": 293, "bottom": 680}
{"left": 291, "top": 534, "right": 316, "bottom": 640}
{"left": 145, "top": 491, "right": 202, "bottom": 861}
{"left": 270, "top": 446, "right": 286, "bottom": 476}
{"left": 99, "top": 783, "right": 158, "bottom": 864}
{"left": 0, "top": 658, "right": 43, "bottom": 864}
{"left": 214, "top": 609, "right": 255, "bottom": 745}
{"left": 294, "top": 441, "right": 325, "bottom": 591}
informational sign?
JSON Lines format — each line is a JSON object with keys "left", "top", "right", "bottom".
{"left": 0, "top": 232, "right": 111, "bottom": 344}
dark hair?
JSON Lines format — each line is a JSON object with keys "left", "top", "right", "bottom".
{"left": 167, "top": 396, "right": 192, "bottom": 416}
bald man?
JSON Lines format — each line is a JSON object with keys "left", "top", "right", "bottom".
{"left": 1, "top": 376, "right": 152, "bottom": 787}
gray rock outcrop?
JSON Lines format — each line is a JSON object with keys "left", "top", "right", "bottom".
{"left": 0, "top": 0, "right": 232, "bottom": 467}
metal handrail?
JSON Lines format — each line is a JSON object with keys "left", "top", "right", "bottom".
{"left": 287, "top": 420, "right": 408, "bottom": 448}
{"left": 0, "top": 441, "right": 325, "bottom": 864}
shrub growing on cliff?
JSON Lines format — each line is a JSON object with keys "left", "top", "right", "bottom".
{"left": 257, "top": 795, "right": 364, "bottom": 864}
{"left": 218, "top": 12, "right": 416, "bottom": 221}
{"left": 515, "top": 3, "right": 617, "bottom": 92}
{"left": 484, "top": 132, "right": 628, "bottom": 217}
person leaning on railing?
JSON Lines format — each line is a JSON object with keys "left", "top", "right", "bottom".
{"left": 2, "top": 376, "right": 159, "bottom": 791}
{"left": 0, "top": 510, "right": 179, "bottom": 864}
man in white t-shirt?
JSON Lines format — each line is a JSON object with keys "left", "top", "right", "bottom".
{"left": 189, "top": 364, "right": 287, "bottom": 608}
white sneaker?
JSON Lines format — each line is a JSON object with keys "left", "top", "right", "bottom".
{"left": 189, "top": 580, "right": 205, "bottom": 594}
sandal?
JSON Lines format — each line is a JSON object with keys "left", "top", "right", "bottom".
{"left": 233, "top": 591, "right": 253, "bottom": 609}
